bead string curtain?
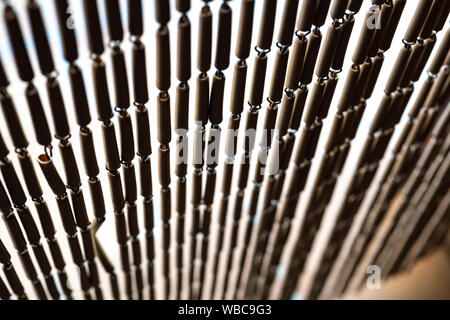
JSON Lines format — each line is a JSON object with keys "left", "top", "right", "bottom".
{"left": 0, "top": 0, "right": 448, "bottom": 300}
